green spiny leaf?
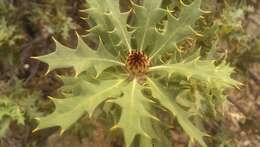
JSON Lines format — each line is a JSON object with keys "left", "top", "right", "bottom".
{"left": 150, "top": 59, "right": 240, "bottom": 89}
{"left": 86, "top": 0, "right": 132, "bottom": 51}
{"left": 34, "top": 34, "right": 123, "bottom": 76}
{"left": 112, "top": 79, "right": 152, "bottom": 147}
{"left": 149, "top": 0, "right": 202, "bottom": 59}
{"left": 35, "top": 78, "right": 124, "bottom": 132}
{"left": 133, "top": 0, "right": 165, "bottom": 51}
{"left": 147, "top": 78, "right": 208, "bottom": 147}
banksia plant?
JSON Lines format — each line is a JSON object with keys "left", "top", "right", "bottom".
{"left": 32, "top": 0, "right": 240, "bottom": 147}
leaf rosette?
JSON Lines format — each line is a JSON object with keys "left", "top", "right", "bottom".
{"left": 32, "top": 0, "right": 240, "bottom": 147}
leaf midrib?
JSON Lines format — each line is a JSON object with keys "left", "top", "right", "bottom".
{"left": 106, "top": 0, "right": 132, "bottom": 51}
{"left": 57, "top": 79, "right": 125, "bottom": 118}
{"left": 87, "top": 58, "right": 124, "bottom": 65}
{"left": 150, "top": 21, "right": 186, "bottom": 59}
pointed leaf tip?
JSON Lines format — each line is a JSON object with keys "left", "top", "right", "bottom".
{"left": 59, "top": 129, "right": 65, "bottom": 136}
{"left": 32, "top": 128, "right": 39, "bottom": 133}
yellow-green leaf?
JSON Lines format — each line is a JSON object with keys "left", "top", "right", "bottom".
{"left": 150, "top": 59, "right": 240, "bottom": 89}
{"left": 112, "top": 79, "right": 152, "bottom": 147}
{"left": 35, "top": 78, "right": 124, "bottom": 132}
{"left": 34, "top": 34, "right": 122, "bottom": 76}
{"left": 148, "top": 78, "right": 208, "bottom": 147}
